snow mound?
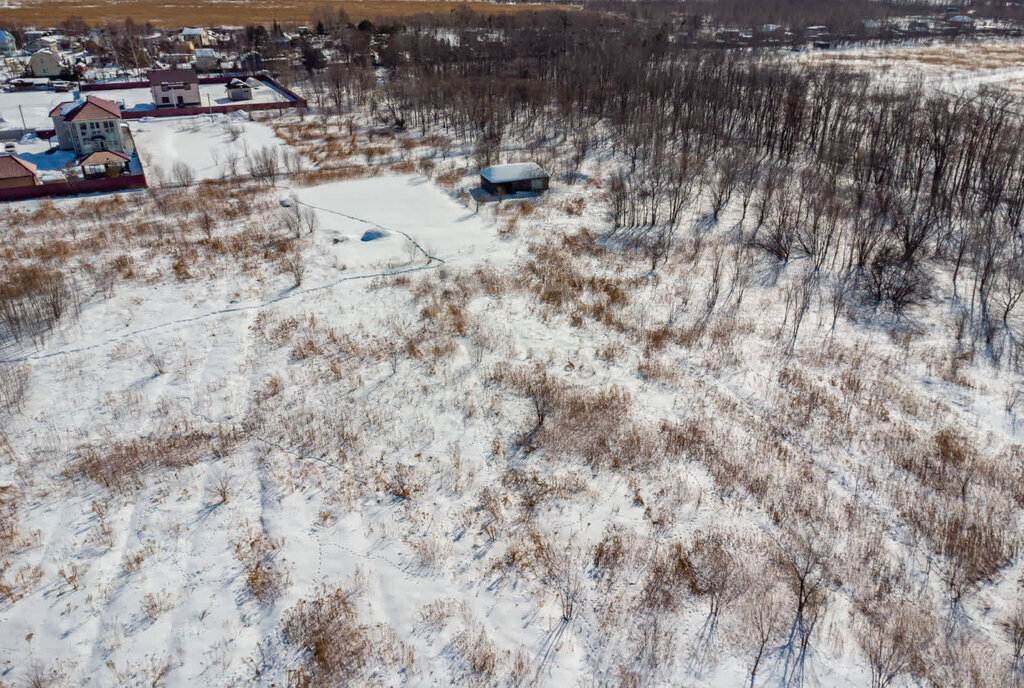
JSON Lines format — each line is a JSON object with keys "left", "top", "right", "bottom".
{"left": 360, "top": 228, "right": 388, "bottom": 242}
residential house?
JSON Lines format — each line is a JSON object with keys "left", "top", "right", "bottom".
{"left": 25, "top": 36, "right": 58, "bottom": 53}
{"left": 193, "top": 47, "right": 219, "bottom": 72}
{"left": 0, "top": 30, "right": 16, "bottom": 56}
{"left": 479, "top": 162, "right": 549, "bottom": 196}
{"left": 179, "top": 27, "right": 211, "bottom": 47}
{"left": 0, "top": 155, "right": 39, "bottom": 188}
{"left": 49, "top": 96, "right": 133, "bottom": 157}
{"left": 28, "top": 50, "right": 62, "bottom": 77}
{"left": 148, "top": 68, "right": 201, "bottom": 107}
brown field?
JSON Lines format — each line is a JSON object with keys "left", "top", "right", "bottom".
{"left": 803, "top": 39, "right": 1024, "bottom": 81}
{"left": 0, "top": 0, "right": 567, "bottom": 28}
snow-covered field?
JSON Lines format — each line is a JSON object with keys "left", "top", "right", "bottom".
{"left": 801, "top": 38, "right": 1024, "bottom": 93}
{"left": 129, "top": 113, "right": 305, "bottom": 183}
{"left": 0, "top": 174, "right": 527, "bottom": 686}
{"left": 4, "top": 38, "right": 1024, "bottom": 688}
{"left": 1, "top": 159, "right": 1022, "bottom": 685}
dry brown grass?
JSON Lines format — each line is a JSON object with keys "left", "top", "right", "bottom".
{"left": 490, "top": 361, "right": 675, "bottom": 471}
{"left": 72, "top": 422, "right": 238, "bottom": 494}
{"left": 808, "top": 40, "right": 1024, "bottom": 84}
{"left": 517, "top": 231, "right": 638, "bottom": 330}
{"left": 284, "top": 584, "right": 409, "bottom": 687}
{"left": 0, "top": 484, "right": 21, "bottom": 558}
{"left": 235, "top": 528, "right": 288, "bottom": 605}
{"left": 0, "top": 0, "right": 560, "bottom": 27}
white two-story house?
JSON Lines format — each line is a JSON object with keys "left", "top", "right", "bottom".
{"left": 49, "top": 95, "right": 133, "bottom": 157}
{"left": 148, "top": 68, "right": 201, "bottom": 108}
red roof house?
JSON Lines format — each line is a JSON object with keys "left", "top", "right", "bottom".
{"left": 0, "top": 155, "right": 40, "bottom": 188}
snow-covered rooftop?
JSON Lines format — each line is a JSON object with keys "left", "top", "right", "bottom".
{"left": 480, "top": 162, "right": 547, "bottom": 183}
{"left": 59, "top": 98, "right": 85, "bottom": 116}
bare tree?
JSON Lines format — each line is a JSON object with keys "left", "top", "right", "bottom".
{"left": 857, "top": 603, "right": 931, "bottom": 688}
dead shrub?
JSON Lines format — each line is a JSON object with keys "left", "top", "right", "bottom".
{"left": 0, "top": 362, "right": 31, "bottom": 415}
{"left": 0, "top": 484, "right": 21, "bottom": 557}
{"left": 559, "top": 196, "right": 586, "bottom": 216}
{"left": 516, "top": 235, "right": 637, "bottom": 329}
{"left": 491, "top": 361, "right": 673, "bottom": 471}
{"left": 455, "top": 624, "right": 498, "bottom": 678}
{"left": 388, "top": 160, "right": 417, "bottom": 174}
{"left": 378, "top": 462, "right": 423, "bottom": 501}
{"left": 642, "top": 541, "right": 700, "bottom": 612}
{"left": 0, "top": 265, "right": 79, "bottom": 346}
{"left": 280, "top": 248, "right": 306, "bottom": 288}
{"left": 141, "top": 590, "right": 174, "bottom": 621}
{"left": 856, "top": 601, "right": 934, "bottom": 688}
{"left": 284, "top": 585, "right": 405, "bottom": 687}
{"left": 435, "top": 167, "right": 466, "bottom": 189}
{"left": 234, "top": 527, "right": 288, "bottom": 605}
{"left": 637, "top": 357, "right": 677, "bottom": 384}
{"left": 1005, "top": 601, "right": 1024, "bottom": 675}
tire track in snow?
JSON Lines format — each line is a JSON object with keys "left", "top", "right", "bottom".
{"left": 0, "top": 261, "right": 440, "bottom": 366}
{"left": 286, "top": 195, "right": 446, "bottom": 266}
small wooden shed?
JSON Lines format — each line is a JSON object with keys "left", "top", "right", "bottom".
{"left": 226, "top": 78, "right": 253, "bottom": 101}
{"left": 479, "top": 162, "right": 549, "bottom": 196}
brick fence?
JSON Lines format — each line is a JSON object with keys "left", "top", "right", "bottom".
{"left": 0, "top": 171, "right": 147, "bottom": 203}
{"left": 79, "top": 75, "right": 306, "bottom": 118}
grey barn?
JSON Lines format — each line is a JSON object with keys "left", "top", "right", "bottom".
{"left": 479, "top": 162, "right": 549, "bottom": 196}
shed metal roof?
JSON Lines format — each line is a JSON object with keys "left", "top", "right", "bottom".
{"left": 480, "top": 162, "right": 548, "bottom": 184}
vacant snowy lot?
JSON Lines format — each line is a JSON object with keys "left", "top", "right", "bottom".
{"left": 130, "top": 113, "right": 305, "bottom": 184}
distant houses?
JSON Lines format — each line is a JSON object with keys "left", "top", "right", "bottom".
{"left": 0, "top": 30, "right": 17, "bottom": 56}
{"left": 193, "top": 47, "right": 220, "bottom": 72}
{"left": 24, "top": 35, "right": 58, "bottom": 53}
{"left": 179, "top": 27, "right": 211, "bottom": 47}
{"left": 28, "top": 50, "right": 62, "bottom": 77}
{"left": 148, "top": 68, "right": 201, "bottom": 108}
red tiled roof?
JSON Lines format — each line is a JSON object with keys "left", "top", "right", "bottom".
{"left": 62, "top": 96, "right": 122, "bottom": 122}
{"left": 77, "top": 150, "right": 131, "bottom": 166}
{"left": 0, "top": 155, "right": 38, "bottom": 179}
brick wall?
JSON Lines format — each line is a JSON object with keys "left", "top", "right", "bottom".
{"left": 0, "top": 172, "right": 147, "bottom": 203}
